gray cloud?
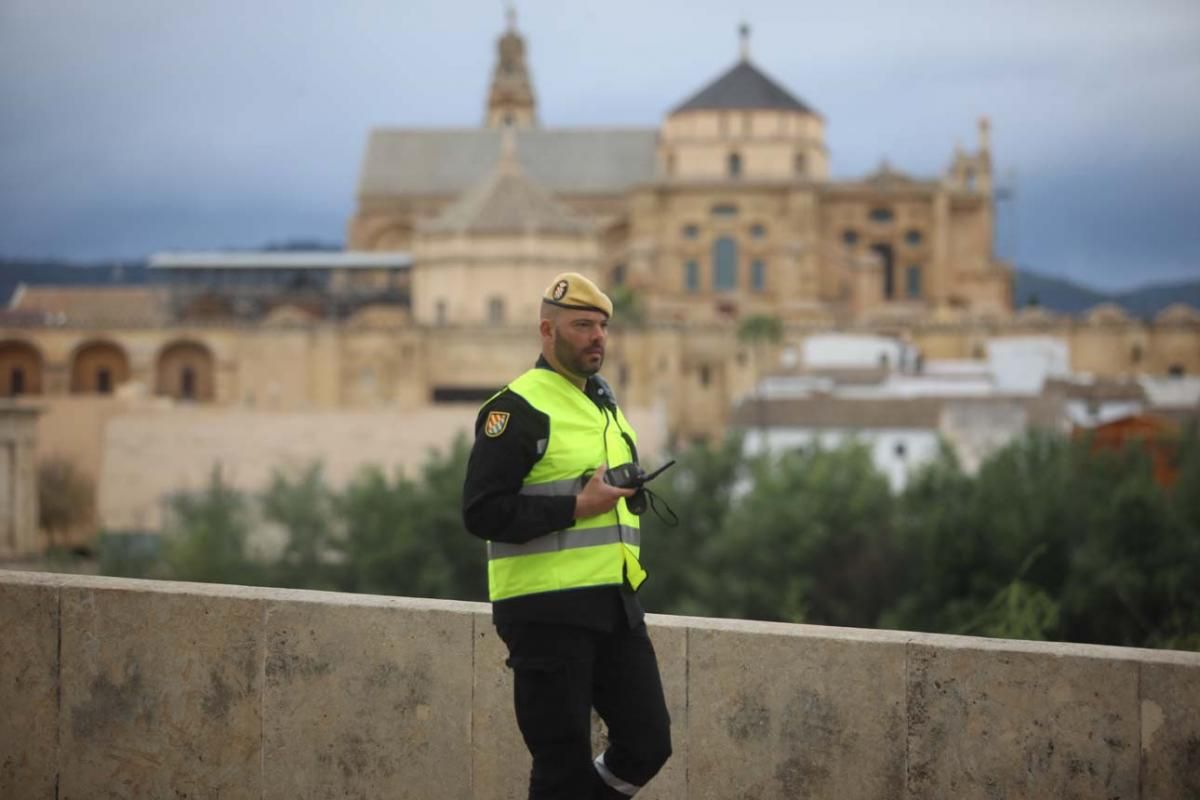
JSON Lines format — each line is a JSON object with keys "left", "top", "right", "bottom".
{"left": 1, "top": 0, "right": 1197, "bottom": 289}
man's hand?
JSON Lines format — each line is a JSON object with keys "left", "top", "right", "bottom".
{"left": 574, "top": 464, "right": 635, "bottom": 519}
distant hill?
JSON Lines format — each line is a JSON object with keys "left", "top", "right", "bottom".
{"left": 1, "top": 256, "right": 1194, "bottom": 319}
{"left": 1014, "top": 269, "right": 1200, "bottom": 318}
{"left": 0, "top": 240, "right": 343, "bottom": 305}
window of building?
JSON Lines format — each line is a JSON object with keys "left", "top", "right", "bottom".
{"left": 682, "top": 224, "right": 700, "bottom": 239}
{"left": 435, "top": 300, "right": 447, "bottom": 325}
{"left": 699, "top": 365, "right": 711, "bottom": 387}
{"left": 487, "top": 296, "right": 505, "bottom": 324}
{"left": 751, "top": 259, "right": 766, "bottom": 292}
{"left": 666, "top": 153, "right": 676, "bottom": 177}
{"left": 905, "top": 229, "right": 923, "bottom": 245}
{"left": 871, "top": 243, "right": 896, "bottom": 299}
{"left": 712, "top": 204, "right": 739, "bottom": 218}
{"left": 894, "top": 442, "right": 907, "bottom": 459}
{"left": 869, "top": 207, "right": 894, "bottom": 223}
{"left": 97, "top": 367, "right": 112, "bottom": 394}
{"left": 181, "top": 367, "right": 196, "bottom": 400}
{"left": 749, "top": 224, "right": 766, "bottom": 239}
{"left": 728, "top": 152, "right": 742, "bottom": 178}
{"left": 1131, "top": 344, "right": 1143, "bottom": 364}
{"left": 905, "top": 265, "right": 922, "bottom": 298}
{"left": 794, "top": 153, "right": 806, "bottom": 176}
{"left": 618, "top": 364, "right": 629, "bottom": 388}
{"left": 1169, "top": 364, "right": 1185, "bottom": 378}
{"left": 10, "top": 368, "right": 24, "bottom": 396}
{"left": 685, "top": 260, "right": 700, "bottom": 292}
{"left": 611, "top": 264, "right": 626, "bottom": 286}
{"left": 842, "top": 229, "right": 858, "bottom": 246}
{"left": 712, "top": 237, "right": 738, "bottom": 291}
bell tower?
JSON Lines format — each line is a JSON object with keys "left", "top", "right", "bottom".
{"left": 485, "top": 5, "right": 538, "bottom": 129}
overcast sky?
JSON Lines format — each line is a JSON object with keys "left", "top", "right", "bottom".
{"left": 1, "top": 0, "right": 1198, "bottom": 290}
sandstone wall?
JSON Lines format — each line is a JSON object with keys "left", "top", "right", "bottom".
{"left": 2, "top": 571, "right": 1198, "bottom": 799}
{"left": 96, "top": 404, "right": 667, "bottom": 533}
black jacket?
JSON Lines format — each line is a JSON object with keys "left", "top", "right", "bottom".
{"left": 462, "top": 356, "right": 644, "bottom": 631}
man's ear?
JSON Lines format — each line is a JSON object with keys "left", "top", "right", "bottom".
{"left": 539, "top": 318, "right": 553, "bottom": 340}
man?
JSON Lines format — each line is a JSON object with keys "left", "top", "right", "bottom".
{"left": 462, "top": 272, "right": 672, "bottom": 799}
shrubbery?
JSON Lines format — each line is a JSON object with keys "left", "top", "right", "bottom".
{"left": 114, "top": 427, "right": 1200, "bottom": 651}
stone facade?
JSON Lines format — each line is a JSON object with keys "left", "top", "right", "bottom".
{"left": 351, "top": 20, "right": 1010, "bottom": 326}
{"left": 3, "top": 571, "right": 1199, "bottom": 799}
{"left": 0, "top": 404, "right": 40, "bottom": 559}
{"left": 0, "top": 17, "right": 1197, "bottom": 546}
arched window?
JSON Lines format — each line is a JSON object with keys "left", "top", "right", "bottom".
{"left": 728, "top": 152, "right": 742, "bottom": 178}
{"left": 181, "top": 367, "right": 196, "bottom": 400}
{"left": 0, "top": 340, "right": 44, "bottom": 396}
{"left": 905, "top": 265, "right": 922, "bottom": 298}
{"left": 712, "top": 237, "right": 738, "bottom": 291}
{"left": 70, "top": 340, "right": 130, "bottom": 394}
{"left": 156, "top": 340, "right": 215, "bottom": 402}
{"left": 751, "top": 260, "right": 766, "bottom": 292}
{"left": 487, "top": 296, "right": 505, "bottom": 324}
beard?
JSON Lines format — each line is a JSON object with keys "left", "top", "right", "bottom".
{"left": 554, "top": 331, "right": 604, "bottom": 377}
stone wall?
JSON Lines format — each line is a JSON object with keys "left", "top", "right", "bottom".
{"left": 96, "top": 403, "right": 666, "bottom": 533}
{"left": 2, "top": 570, "right": 1198, "bottom": 799}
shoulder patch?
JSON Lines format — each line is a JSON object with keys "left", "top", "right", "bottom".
{"left": 484, "top": 411, "right": 511, "bottom": 438}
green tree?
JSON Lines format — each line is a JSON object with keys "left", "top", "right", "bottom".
{"left": 716, "top": 441, "right": 898, "bottom": 626}
{"left": 260, "top": 461, "right": 338, "bottom": 589}
{"left": 163, "top": 465, "right": 261, "bottom": 586}
{"left": 37, "top": 456, "right": 94, "bottom": 551}
{"left": 333, "top": 435, "right": 484, "bottom": 600}
{"left": 639, "top": 435, "right": 745, "bottom": 617}
{"left": 609, "top": 285, "right": 644, "bottom": 326}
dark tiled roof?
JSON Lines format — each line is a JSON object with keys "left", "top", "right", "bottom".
{"left": 421, "top": 161, "right": 590, "bottom": 236}
{"left": 358, "top": 128, "right": 658, "bottom": 198}
{"left": 731, "top": 395, "right": 1066, "bottom": 431}
{"left": 672, "top": 60, "right": 816, "bottom": 114}
{"left": 731, "top": 396, "right": 943, "bottom": 430}
{"left": 7, "top": 285, "right": 171, "bottom": 327}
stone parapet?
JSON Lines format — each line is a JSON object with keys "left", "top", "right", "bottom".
{"left": 2, "top": 571, "right": 1197, "bottom": 799}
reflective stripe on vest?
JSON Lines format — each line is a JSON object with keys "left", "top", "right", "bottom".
{"left": 483, "top": 367, "right": 646, "bottom": 602}
{"left": 488, "top": 524, "right": 642, "bottom": 559}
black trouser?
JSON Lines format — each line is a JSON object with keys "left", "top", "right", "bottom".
{"left": 497, "top": 621, "right": 672, "bottom": 799}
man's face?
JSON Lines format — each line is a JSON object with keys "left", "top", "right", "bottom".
{"left": 552, "top": 309, "right": 608, "bottom": 378}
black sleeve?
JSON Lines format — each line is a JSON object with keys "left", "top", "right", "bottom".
{"left": 461, "top": 390, "right": 577, "bottom": 544}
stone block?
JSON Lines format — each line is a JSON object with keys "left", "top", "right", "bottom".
{"left": 1140, "top": 658, "right": 1200, "bottom": 799}
{"left": 58, "top": 580, "right": 264, "bottom": 800}
{"left": 905, "top": 640, "right": 1139, "bottom": 799}
{"left": 686, "top": 622, "right": 906, "bottom": 799}
{"left": 262, "top": 595, "right": 474, "bottom": 799}
{"left": 633, "top": 616, "right": 687, "bottom": 799}
{"left": 472, "top": 614, "right": 688, "bottom": 800}
{"left": 471, "top": 615, "right": 530, "bottom": 800}
{"left": 0, "top": 577, "right": 59, "bottom": 800}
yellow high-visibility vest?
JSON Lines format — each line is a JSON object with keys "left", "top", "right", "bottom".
{"left": 486, "top": 368, "right": 647, "bottom": 602}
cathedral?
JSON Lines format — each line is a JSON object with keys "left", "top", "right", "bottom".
{"left": 349, "top": 16, "right": 1010, "bottom": 329}
{"left": 0, "top": 14, "right": 1195, "bottom": 458}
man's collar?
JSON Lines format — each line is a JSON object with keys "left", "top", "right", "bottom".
{"left": 534, "top": 355, "right": 608, "bottom": 406}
